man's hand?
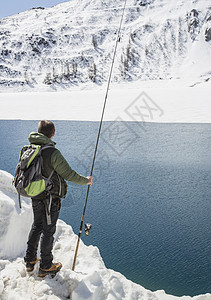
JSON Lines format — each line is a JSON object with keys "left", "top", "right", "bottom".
{"left": 87, "top": 176, "right": 93, "bottom": 186}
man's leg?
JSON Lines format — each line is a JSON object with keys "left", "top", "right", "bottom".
{"left": 24, "top": 200, "right": 44, "bottom": 263}
{"left": 39, "top": 197, "right": 61, "bottom": 269}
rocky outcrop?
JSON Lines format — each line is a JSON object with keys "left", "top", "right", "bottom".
{"left": 186, "top": 9, "right": 200, "bottom": 41}
{"left": 136, "top": 0, "right": 155, "bottom": 6}
{"left": 205, "top": 15, "right": 211, "bottom": 41}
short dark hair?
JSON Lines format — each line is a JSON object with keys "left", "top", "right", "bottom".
{"left": 38, "top": 120, "right": 55, "bottom": 138}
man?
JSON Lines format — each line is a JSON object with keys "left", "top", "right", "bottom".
{"left": 24, "top": 120, "right": 93, "bottom": 277}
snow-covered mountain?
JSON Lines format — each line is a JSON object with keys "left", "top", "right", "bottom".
{"left": 0, "top": 0, "right": 210, "bottom": 91}
{"left": 0, "top": 169, "right": 211, "bottom": 299}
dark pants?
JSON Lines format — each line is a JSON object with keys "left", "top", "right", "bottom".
{"left": 24, "top": 197, "right": 61, "bottom": 269}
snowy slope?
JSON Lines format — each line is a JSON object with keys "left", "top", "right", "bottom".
{"left": 0, "top": 0, "right": 210, "bottom": 91}
{"left": 0, "top": 170, "right": 211, "bottom": 300}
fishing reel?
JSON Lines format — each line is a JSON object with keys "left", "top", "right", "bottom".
{"left": 84, "top": 223, "right": 92, "bottom": 236}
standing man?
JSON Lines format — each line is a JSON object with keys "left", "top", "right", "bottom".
{"left": 24, "top": 120, "right": 93, "bottom": 277}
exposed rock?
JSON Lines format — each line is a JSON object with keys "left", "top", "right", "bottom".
{"left": 205, "top": 27, "right": 211, "bottom": 41}
{"left": 136, "top": 0, "right": 155, "bottom": 6}
{"left": 205, "top": 14, "right": 211, "bottom": 41}
{"left": 186, "top": 9, "right": 200, "bottom": 41}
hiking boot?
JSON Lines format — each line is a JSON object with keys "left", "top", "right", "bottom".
{"left": 26, "top": 257, "right": 40, "bottom": 272}
{"left": 38, "top": 262, "right": 62, "bottom": 278}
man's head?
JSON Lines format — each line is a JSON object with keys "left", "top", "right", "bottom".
{"left": 38, "top": 120, "right": 55, "bottom": 139}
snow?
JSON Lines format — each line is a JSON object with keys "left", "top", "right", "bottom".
{"left": 0, "top": 170, "right": 211, "bottom": 300}
{"left": 0, "top": 0, "right": 210, "bottom": 90}
{"left": 1, "top": 81, "right": 210, "bottom": 298}
{"left": 0, "top": 0, "right": 210, "bottom": 298}
{"left": 0, "top": 84, "right": 210, "bottom": 123}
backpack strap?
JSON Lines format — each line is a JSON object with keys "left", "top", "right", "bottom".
{"left": 43, "top": 193, "right": 53, "bottom": 226}
{"left": 40, "top": 143, "right": 55, "bottom": 151}
{"left": 18, "top": 190, "right": 22, "bottom": 209}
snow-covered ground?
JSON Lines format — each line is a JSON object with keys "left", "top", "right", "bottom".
{"left": 0, "top": 84, "right": 211, "bottom": 123}
{"left": 0, "top": 169, "right": 211, "bottom": 300}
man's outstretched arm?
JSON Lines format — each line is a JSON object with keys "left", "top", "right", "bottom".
{"left": 51, "top": 149, "right": 93, "bottom": 185}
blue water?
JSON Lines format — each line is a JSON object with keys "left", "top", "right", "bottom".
{"left": 0, "top": 120, "right": 210, "bottom": 297}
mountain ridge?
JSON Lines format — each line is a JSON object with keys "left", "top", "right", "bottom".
{"left": 0, "top": 0, "right": 210, "bottom": 91}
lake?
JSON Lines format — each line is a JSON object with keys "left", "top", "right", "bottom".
{"left": 0, "top": 120, "right": 210, "bottom": 297}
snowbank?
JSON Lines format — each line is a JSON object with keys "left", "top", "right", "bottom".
{"left": 0, "top": 171, "right": 32, "bottom": 258}
{"left": 0, "top": 170, "right": 211, "bottom": 300}
{"left": 0, "top": 85, "right": 211, "bottom": 123}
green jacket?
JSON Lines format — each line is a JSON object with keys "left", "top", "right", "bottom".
{"left": 28, "top": 132, "right": 88, "bottom": 198}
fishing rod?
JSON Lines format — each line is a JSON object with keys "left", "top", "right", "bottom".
{"left": 72, "top": 0, "right": 128, "bottom": 271}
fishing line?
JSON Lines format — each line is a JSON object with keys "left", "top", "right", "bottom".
{"left": 72, "top": 0, "right": 128, "bottom": 271}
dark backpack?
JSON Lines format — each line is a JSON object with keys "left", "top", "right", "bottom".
{"left": 14, "top": 143, "right": 54, "bottom": 209}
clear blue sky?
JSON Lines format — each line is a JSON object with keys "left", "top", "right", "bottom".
{"left": 0, "top": 0, "right": 70, "bottom": 19}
